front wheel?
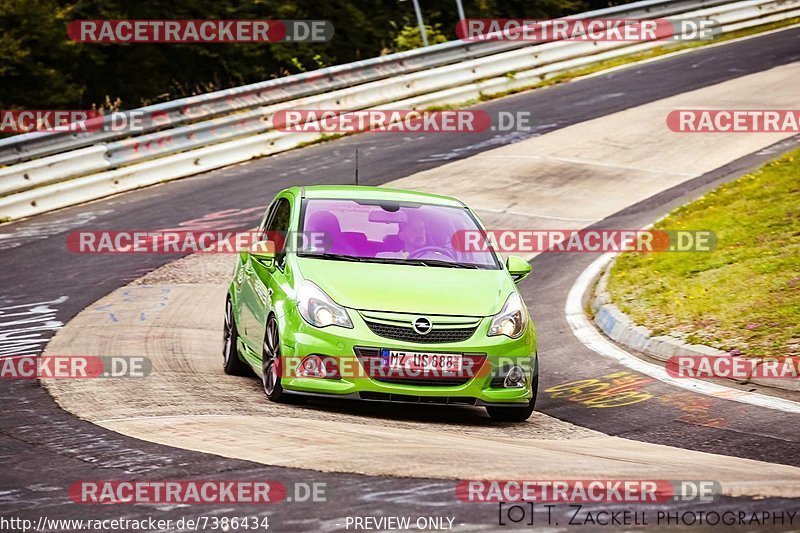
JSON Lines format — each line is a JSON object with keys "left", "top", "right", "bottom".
{"left": 262, "top": 316, "right": 287, "bottom": 402}
{"left": 223, "top": 297, "right": 250, "bottom": 376}
{"left": 486, "top": 371, "right": 538, "bottom": 422}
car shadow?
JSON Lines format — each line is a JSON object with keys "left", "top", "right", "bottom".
{"left": 287, "top": 395, "right": 500, "bottom": 426}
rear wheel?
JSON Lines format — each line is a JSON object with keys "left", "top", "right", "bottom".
{"left": 223, "top": 297, "right": 250, "bottom": 376}
{"left": 486, "top": 371, "right": 538, "bottom": 422}
{"left": 262, "top": 316, "right": 287, "bottom": 402}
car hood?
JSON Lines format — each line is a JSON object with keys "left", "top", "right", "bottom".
{"left": 297, "top": 258, "right": 514, "bottom": 317}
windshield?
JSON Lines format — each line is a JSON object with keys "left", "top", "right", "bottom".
{"left": 297, "top": 198, "right": 500, "bottom": 269}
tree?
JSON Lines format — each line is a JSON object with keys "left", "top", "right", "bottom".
{"left": 0, "top": 0, "right": 633, "bottom": 110}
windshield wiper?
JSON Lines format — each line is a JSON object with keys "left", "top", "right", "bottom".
{"left": 354, "top": 256, "right": 481, "bottom": 269}
{"left": 297, "top": 252, "right": 363, "bottom": 262}
{"left": 299, "top": 253, "right": 482, "bottom": 269}
{"left": 414, "top": 258, "right": 480, "bottom": 269}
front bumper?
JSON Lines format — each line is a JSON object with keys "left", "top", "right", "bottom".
{"left": 278, "top": 305, "right": 537, "bottom": 405}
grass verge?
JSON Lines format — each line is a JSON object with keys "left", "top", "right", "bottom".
{"left": 607, "top": 149, "right": 800, "bottom": 358}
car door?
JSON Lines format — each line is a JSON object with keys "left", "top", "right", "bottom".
{"left": 243, "top": 196, "right": 293, "bottom": 361}
{"left": 237, "top": 201, "right": 276, "bottom": 359}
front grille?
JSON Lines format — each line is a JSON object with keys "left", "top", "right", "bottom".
{"left": 354, "top": 347, "right": 486, "bottom": 387}
{"left": 364, "top": 320, "right": 477, "bottom": 344}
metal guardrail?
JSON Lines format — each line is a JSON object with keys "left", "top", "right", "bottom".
{"left": 0, "top": 0, "right": 738, "bottom": 166}
{"left": 0, "top": 0, "right": 797, "bottom": 220}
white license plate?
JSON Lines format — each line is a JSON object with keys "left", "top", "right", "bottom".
{"left": 381, "top": 349, "right": 463, "bottom": 373}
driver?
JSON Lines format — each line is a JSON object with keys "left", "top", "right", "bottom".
{"left": 396, "top": 215, "right": 427, "bottom": 258}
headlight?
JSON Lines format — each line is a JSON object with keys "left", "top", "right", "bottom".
{"left": 488, "top": 293, "right": 526, "bottom": 338}
{"left": 298, "top": 281, "right": 353, "bottom": 329}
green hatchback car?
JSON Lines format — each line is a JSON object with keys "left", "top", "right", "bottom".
{"left": 223, "top": 185, "right": 538, "bottom": 421}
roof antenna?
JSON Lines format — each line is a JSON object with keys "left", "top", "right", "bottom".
{"left": 354, "top": 148, "right": 359, "bottom": 186}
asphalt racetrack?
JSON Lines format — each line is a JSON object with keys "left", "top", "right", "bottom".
{"left": 1, "top": 27, "right": 799, "bottom": 532}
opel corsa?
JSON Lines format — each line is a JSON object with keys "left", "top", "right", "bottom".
{"left": 223, "top": 186, "right": 537, "bottom": 421}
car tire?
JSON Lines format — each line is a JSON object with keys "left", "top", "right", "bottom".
{"left": 486, "top": 371, "right": 538, "bottom": 422}
{"left": 262, "top": 316, "right": 287, "bottom": 402}
{"left": 223, "top": 296, "right": 250, "bottom": 376}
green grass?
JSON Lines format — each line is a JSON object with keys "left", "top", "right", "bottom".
{"left": 607, "top": 149, "right": 800, "bottom": 359}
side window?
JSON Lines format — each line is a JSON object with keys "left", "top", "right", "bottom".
{"left": 258, "top": 201, "right": 278, "bottom": 241}
{"left": 265, "top": 198, "right": 291, "bottom": 268}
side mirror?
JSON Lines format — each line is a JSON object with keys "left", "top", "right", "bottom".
{"left": 506, "top": 255, "right": 531, "bottom": 283}
{"left": 249, "top": 240, "right": 276, "bottom": 269}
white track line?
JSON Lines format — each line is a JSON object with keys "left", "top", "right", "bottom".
{"left": 565, "top": 253, "right": 800, "bottom": 414}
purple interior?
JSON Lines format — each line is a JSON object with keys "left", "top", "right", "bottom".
{"left": 300, "top": 199, "right": 496, "bottom": 267}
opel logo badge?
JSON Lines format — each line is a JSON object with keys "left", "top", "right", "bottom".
{"left": 412, "top": 317, "right": 432, "bottom": 335}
